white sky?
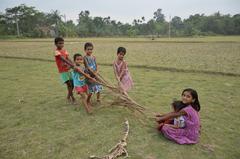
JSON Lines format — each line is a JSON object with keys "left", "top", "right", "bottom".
{"left": 0, "top": 0, "right": 239, "bottom": 24}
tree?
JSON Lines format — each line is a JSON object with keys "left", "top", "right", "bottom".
{"left": 153, "top": 9, "right": 165, "bottom": 23}
{"left": 1, "top": 4, "right": 240, "bottom": 38}
{"left": 77, "top": 10, "right": 93, "bottom": 37}
{"left": 171, "top": 16, "right": 184, "bottom": 36}
{"left": 4, "top": 4, "right": 52, "bottom": 37}
{"left": 0, "top": 13, "right": 7, "bottom": 35}
{"left": 233, "top": 14, "right": 240, "bottom": 34}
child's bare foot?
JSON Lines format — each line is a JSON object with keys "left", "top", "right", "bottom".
{"left": 71, "top": 99, "right": 77, "bottom": 105}
{"left": 86, "top": 107, "right": 93, "bottom": 114}
{"left": 71, "top": 96, "right": 76, "bottom": 105}
{"left": 74, "top": 106, "right": 80, "bottom": 111}
{"left": 87, "top": 110, "right": 93, "bottom": 115}
{"left": 87, "top": 101, "right": 92, "bottom": 107}
{"left": 66, "top": 97, "right": 72, "bottom": 104}
{"left": 96, "top": 99, "right": 101, "bottom": 105}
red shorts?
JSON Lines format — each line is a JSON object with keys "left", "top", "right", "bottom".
{"left": 75, "top": 85, "right": 88, "bottom": 94}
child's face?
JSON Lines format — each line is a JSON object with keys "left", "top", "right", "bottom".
{"left": 75, "top": 56, "right": 84, "bottom": 65}
{"left": 181, "top": 91, "right": 194, "bottom": 105}
{"left": 117, "top": 52, "right": 125, "bottom": 60}
{"left": 56, "top": 41, "right": 64, "bottom": 50}
{"left": 85, "top": 46, "right": 93, "bottom": 55}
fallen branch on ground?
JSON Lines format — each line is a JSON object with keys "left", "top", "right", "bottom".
{"left": 89, "top": 120, "right": 130, "bottom": 159}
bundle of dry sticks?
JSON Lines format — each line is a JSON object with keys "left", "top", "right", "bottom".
{"left": 89, "top": 120, "right": 130, "bottom": 159}
{"left": 95, "top": 72, "right": 146, "bottom": 114}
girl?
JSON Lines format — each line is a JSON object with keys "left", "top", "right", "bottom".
{"left": 83, "top": 42, "right": 103, "bottom": 105}
{"left": 113, "top": 47, "right": 133, "bottom": 93}
{"left": 156, "top": 88, "right": 201, "bottom": 144}
{"left": 72, "top": 53, "right": 97, "bottom": 114}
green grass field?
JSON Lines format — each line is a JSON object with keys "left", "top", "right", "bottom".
{"left": 0, "top": 37, "right": 240, "bottom": 159}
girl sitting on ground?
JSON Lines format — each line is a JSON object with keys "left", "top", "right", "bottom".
{"left": 155, "top": 88, "right": 201, "bottom": 144}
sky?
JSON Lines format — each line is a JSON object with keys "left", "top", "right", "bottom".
{"left": 0, "top": 0, "right": 239, "bottom": 24}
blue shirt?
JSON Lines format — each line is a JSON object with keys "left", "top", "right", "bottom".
{"left": 71, "top": 66, "right": 87, "bottom": 87}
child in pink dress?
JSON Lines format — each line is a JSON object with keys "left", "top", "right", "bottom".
{"left": 155, "top": 88, "right": 201, "bottom": 144}
{"left": 113, "top": 47, "right": 133, "bottom": 93}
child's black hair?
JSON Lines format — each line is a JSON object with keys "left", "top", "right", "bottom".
{"left": 117, "top": 47, "right": 126, "bottom": 55}
{"left": 182, "top": 88, "right": 201, "bottom": 112}
{"left": 172, "top": 100, "right": 187, "bottom": 112}
{"left": 54, "top": 37, "right": 64, "bottom": 44}
{"left": 73, "top": 53, "right": 82, "bottom": 61}
{"left": 84, "top": 42, "right": 93, "bottom": 50}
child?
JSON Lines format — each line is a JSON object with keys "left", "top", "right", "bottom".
{"left": 72, "top": 53, "right": 97, "bottom": 114}
{"left": 54, "top": 37, "right": 75, "bottom": 103}
{"left": 113, "top": 47, "right": 133, "bottom": 93}
{"left": 172, "top": 101, "right": 186, "bottom": 128}
{"left": 156, "top": 100, "right": 186, "bottom": 130}
{"left": 155, "top": 88, "right": 201, "bottom": 144}
{"left": 83, "top": 42, "right": 103, "bottom": 105}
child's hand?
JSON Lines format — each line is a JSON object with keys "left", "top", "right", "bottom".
{"left": 118, "top": 84, "right": 125, "bottom": 93}
{"left": 154, "top": 113, "right": 162, "bottom": 117}
{"left": 156, "top": 117, "right": 164, "bottom": 123}
{"left": 73, "top": 65, "right": 78, "bottom": 70}
{"left": 117, "top": 76, "right": 121, "bottom": 81}
{"left": 91, "top": 78, "right": 97, "bottom": 83}
{"left": 157, "top": 123, "right": 164, "bottom": 131}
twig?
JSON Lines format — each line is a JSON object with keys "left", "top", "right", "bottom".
{"left": 89, "top": 120, "right": 130, "bottom": 159}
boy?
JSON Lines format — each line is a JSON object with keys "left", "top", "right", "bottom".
{"left": 54, "top": 37, "right": 75, "bottom": 104}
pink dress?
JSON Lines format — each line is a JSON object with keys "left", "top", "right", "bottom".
{"left": 113, "top": 61, "right": 133, "bottom": 92}
{"left": 161, "top": 106, "right": 200, "bottom": 144}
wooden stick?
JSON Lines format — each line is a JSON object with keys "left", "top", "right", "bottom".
{"left": 89, "top": 120, "right": 130, "bottom": 159}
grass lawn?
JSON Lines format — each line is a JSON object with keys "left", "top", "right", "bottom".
{"left": 0, "top": 37, "right": 240, "bottom": 159}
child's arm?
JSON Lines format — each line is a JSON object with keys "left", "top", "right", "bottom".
{"left": 156, "top": 110, "right": 186, "bottom": 123}
{"left": 113, "top": 62, "right": 121, "bottom": 82}
{"left": 119, "top": 61, "right": 127, "bottom": 81}
{"left": 65, "top": 56, "right": 74, "bottom": 65}
{"left": 95, "top": 57, "right": 99, "bottom": 74}
{"left": 55, "top": 50, "right": 74, "bottom": 68}
{"left": 74, "top": 67, "right": 97, "bottom": 82}
{"left": 59, "top": 55, "right": 74, "bottom": 68}
{"left": 83, "top": 57, "right": 97, "bottom": 76}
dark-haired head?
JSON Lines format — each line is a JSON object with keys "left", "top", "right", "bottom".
{"left": 117, "top": 47, "right": 126, "bottom": 55}
{"left": 182, "top": 88, "right": 201, "bottom": 112}
{"left": 54, "top": 37, "right": 64, "bottom": 45}
{"left": 84, "top": 42, "right": 93, "bottom": 50}
{"left": 172, "top": 100, "right": 187, "bottom": 112}
{"left": 73, "top": 53, "right": 82, "bottom": 61}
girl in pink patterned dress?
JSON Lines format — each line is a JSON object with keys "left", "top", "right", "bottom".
{"left": 113, "top": 47, "right": 133, "bottom": 93}
{"left": 156, "top": 88, "right": 201, "bottom": 144}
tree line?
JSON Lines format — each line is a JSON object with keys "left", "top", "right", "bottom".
{"left": 0, "top": 4, "right": 239, "bottom": 38}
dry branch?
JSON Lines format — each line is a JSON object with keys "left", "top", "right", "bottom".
{"left": 89, "top": 120, "right": 130, "bottom": 159}
{"left": 95, "top": 72, "right": 146, "bottom": 114}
